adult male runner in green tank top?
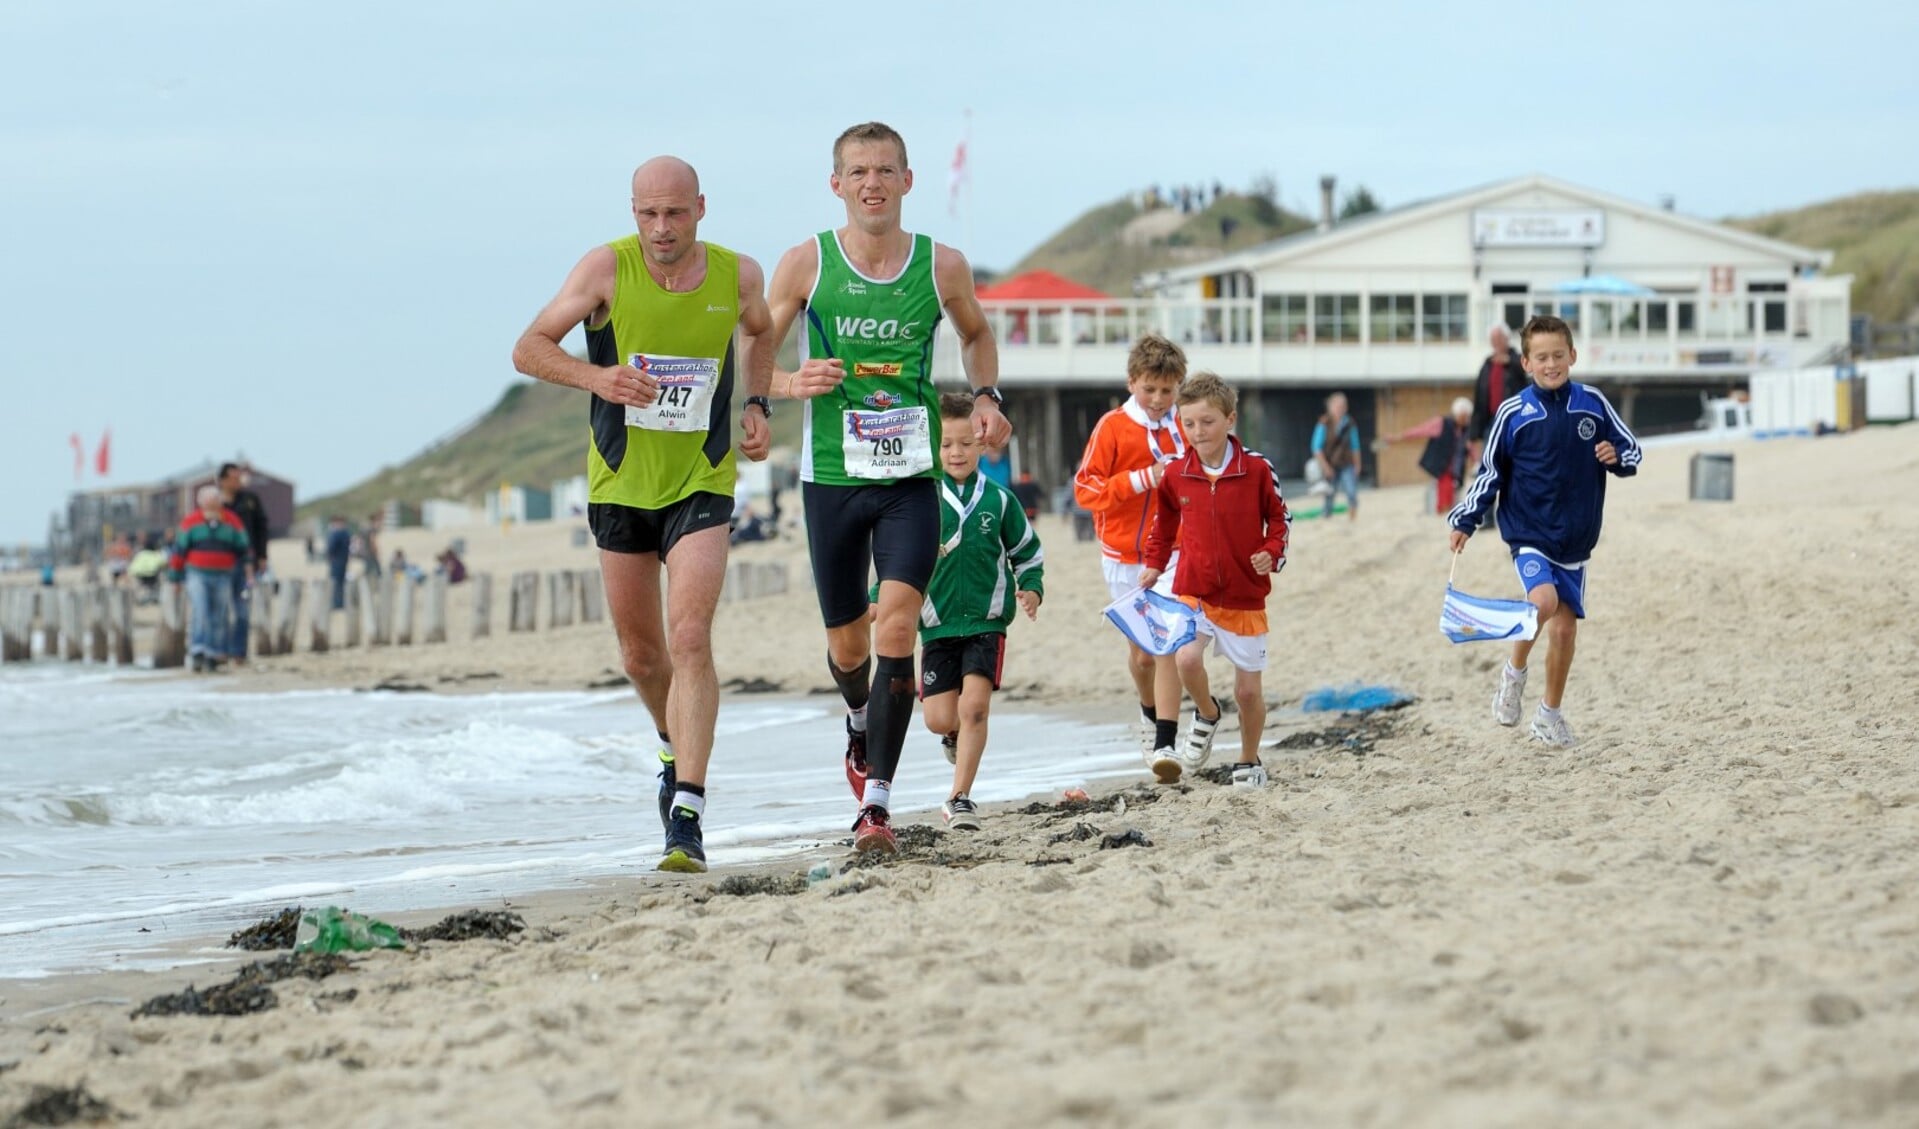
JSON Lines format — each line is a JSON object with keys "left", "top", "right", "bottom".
{"left": 749, "top": 122, "right": 1009, "bottom": 854}
{"left": 512, "top": 156, "right": 774, "bottom": 874}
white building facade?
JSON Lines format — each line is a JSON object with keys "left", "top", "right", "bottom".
{"left": 941, "top": 175, "right": 1849, "bottom": 491}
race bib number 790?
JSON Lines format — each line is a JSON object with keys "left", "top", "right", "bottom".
{"left": 842, "top": 406, "right": 933, "bottom": 479}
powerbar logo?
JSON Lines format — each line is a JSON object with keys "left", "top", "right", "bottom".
{"left": 834, "top": 316, "right": 920, "bottom": 341}
{"left": 854, "top": 362, "right": 902, "bottom": 377}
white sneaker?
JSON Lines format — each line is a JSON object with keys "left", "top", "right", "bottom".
{"left": 1492, "top": 664, "right": 1527, "bottom": 727}
{"left": 1231, "top": 760, "right": 1268, "bottom": 788}
{"left": 1149, "top": 746, "right": 1183, "bottom": 784}
{"left": 1182, "top": 699, "right": 1222, "bottom": 770}
{"left": 1530, "top": 708, "right": 1576, "bottom": 748}
{"left": 1136, "top": 708, "right": 1157, "bottom": 768}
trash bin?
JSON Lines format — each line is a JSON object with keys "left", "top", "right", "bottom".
{"left": 1689, "top": 452, "right": 1734, "bottom": 501}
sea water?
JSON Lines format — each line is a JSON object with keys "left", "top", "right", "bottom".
{"left": 0, "top": 663, "right": 1136, "bottom": 979}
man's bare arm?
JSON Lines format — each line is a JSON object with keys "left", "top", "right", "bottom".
{"left": 736, "top": 254, "right": 774, "bottom": 461}
{"left": 935, "top": 243, "right": 1009, "bottom": 445}
{"left": 511, "top": 245, "right": 656, "bottom": 408}
{"left": 751, "top": 241, "right": 845, "bottom": 400}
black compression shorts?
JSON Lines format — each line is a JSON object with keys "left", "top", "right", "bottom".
{"left": 802, "top": 479, "right": 938, "bottom": 628}
{"left": 588, "top": 493, "right": 733, "bottom": 557}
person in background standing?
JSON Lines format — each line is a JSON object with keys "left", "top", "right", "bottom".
{"left": 1470, "top": 323, "right": 1528, "bottom": 461}
{"left": 219, "top": 463, "right": 268, "bottom": 665}
{"left": 170, "top": 484, "right": 249, "bottom": 673}
{"left": 1311, "top": 392, "right": 1362, "bottom": 522}
{"left": 1419, "top": 397, "right": 1476, "bottom": 514}
{"left": 325, "top": 516, "right": 353, "bottom": 609}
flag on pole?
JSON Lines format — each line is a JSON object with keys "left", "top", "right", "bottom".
{"left": 948, "top": 127, "right": 968, "bottom": 218}
{"left": 69, "top": 433, "right": 84, "bottom": 481}
{"left": 95, "top": 428, "right": 111, "bottom": 477}
{"left": 1102, "top": 587, "right": 1198, "bottom": 656}
{"left": 1439, "top": 585, "right": 1538, "bottom": 644}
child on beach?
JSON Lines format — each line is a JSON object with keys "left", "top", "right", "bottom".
{"left": 1447, "top": 314, "right": 1641, "bottom": 747}
{"left": 1072, "top": 333, "right": 1188, "bottom": 764}
{"left": 901, "top": 397, "right": 1043, "bottom": 829}
{"left": 1137, "top": 373, "right": 1291, "bottom": 786}
{"left": 917, "top": 393, "right": 1044, "bottom": 830}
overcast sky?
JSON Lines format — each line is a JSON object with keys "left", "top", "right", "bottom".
{"left": 4, "top": 0, "right": 1915, "bottom": 544}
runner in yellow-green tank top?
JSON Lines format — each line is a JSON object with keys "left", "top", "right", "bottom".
{"left": 512, "top": 156, "right": 775, "bottom": 877}
{"left": 748, "top": 122, "right": 1011, "bottom": 857}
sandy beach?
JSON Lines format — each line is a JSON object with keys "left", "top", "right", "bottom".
{"left": 5, "top": 423, "right": 1918, "bottom": 1127}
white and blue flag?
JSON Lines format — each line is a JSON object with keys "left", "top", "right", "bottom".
{"left": 1102, "top": 588, "right": 1198, "bottom": 656}
{"left": 1439, "top": 585, "right": 1538, "bottom": 644}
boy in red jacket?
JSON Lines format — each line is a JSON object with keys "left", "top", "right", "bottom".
{"left": 1138, "top": 373, "right": 1291, "bottom": 786}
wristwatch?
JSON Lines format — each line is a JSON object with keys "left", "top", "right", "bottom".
{"left": 744, "top": 395, "right": 772, "bottom": 419}
{"left": 970, "top": 385, "right": 1005, "bottom": 407}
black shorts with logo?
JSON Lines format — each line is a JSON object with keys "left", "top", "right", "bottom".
{"left": 919, "top": 631, "right": 1008, "bottom": 698}
{"left": 802, "top": 478, "right": 939, "bottom": 629}
{"left": 588, "top": 492, "right": 733, "bottom": 557}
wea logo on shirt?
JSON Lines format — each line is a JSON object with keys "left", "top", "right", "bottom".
{"left": 834, "top": 316, "right": 921, "bottom": 342}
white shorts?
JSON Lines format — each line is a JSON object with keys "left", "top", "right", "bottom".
{"left": 1193, "top": 607, "right": 1268, "bottom": 673}
{"left": 1103, "top": 554, "right": 1179, "bottom": 603}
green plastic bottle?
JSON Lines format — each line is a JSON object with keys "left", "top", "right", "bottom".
{"left": 294, "top": 906, "right": 406, "bottom": 953}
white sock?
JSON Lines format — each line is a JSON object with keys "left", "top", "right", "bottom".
{"left": 848, "top": 706, "right": 868, "bottom": 733}
{"left": 672, "top": 789, "right": 705, "bottom": 819}
{"left": 1505, "top": 662, "right": 1527, "bottom": 679}
{"left": 1537, "top": 704, "right": 1561, "bottom": 720}
{"left": 864, "top": 781, "right": 891, "bottom": 811}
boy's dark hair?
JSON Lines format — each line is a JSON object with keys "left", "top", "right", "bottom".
{"left": 938, "top": 391, "right": 975, "bottom": 421}
{"left": 1521, "top": 315, "right": 1576, "bottom": 354}
{"left": 1177, "top": 371, "right": 1237, "bottom": 416}
{"left": 1126, "top": 332, "right": 1187, "bottom": 383}
{"left": 217, "top": 462, "right": 240, "bottom": 480}
{"left": 833, "top": 122, "right": 908, "bottom": 172}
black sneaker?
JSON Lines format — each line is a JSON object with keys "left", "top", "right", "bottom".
{"left": 656, "top": 749, "right": 676, "bottom": 835}
{"left": 658, "top": 807, "right": 706, "bottom": 873}
{"left": 844, "top": 719, "right": 869, "bottom": 802}
{"left": 941, "top": 793, "right": 981, "bottom": 831}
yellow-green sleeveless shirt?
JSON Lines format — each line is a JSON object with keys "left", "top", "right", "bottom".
{"left": 799, "top": 231, "right": 943, "bottom": 485}
{"left": 583, "top": 237, "right": 740, "bottom": 509}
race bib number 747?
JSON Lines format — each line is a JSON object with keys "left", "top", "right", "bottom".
{"left": 624, "top": 353, "right": 718, "bottom": 433}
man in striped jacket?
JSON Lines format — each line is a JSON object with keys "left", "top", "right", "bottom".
{"left": 169, "top": 485, "right": 251, "bottom": 672}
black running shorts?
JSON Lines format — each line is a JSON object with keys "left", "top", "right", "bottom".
{"left": 802, "top": 479, "right": 939, "bottom": 629}
{"left": 919, "top": 631, "right": 1008, "bottom": 698}
{"left": 589, "top": 492, "right": 733, "bottom": 557}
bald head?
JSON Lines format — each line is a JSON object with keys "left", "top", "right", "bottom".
{"left": 632, "top": 156, "right": 699, "bottom": 197}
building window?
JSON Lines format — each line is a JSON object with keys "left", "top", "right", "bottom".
{"left": 1421, "top": 294, "right": 1468, "bottom": 342}
{"left": 1314, "top": 294, "right": 1360, "bottom": 342}
{"left": 1369, "top": 294, "right": 1416, "bottom": 343}
{"left": 1261, "top": 294, "right": 1310, "bottom": 343}
{"left": 1748, "top": 281, "right": 1787, "bottom": 334}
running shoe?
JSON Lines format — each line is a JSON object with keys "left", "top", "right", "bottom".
{"left": 844, "top": 719, "right": 869, "bottom": 802}
{"left": 941, "top": 793, "right": 981, "bottom": 831}
{"left": 1182, "top": 698, "right": 1222, "bottom": 770}
{"left": 1529, "top": 708, "right": 1576, "bottom": 749}
{"left": 941, "top": 731, "right": 958, "bottom": 766}
{"left": 1493, "top": 663, "right": 1527, "bottom": 727}
{"left": 1149, "top": 746, "right": 1183, "bottom": 784}
{"left": 1232, "top": 760, "right": 1268, "bottom": 789}
{"left": 852, "top": 805, "right": 897, "bottom": 854}
{"left": 655, "top": 748, "right": 676, "bottom": 835}
{"left": 657, "top": 808, "right": 707, "bottom": 873}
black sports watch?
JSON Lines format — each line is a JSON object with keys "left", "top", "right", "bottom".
{"left": 744, "top": 395, "right": 773, "bottom": 419}
{"left": 971, "top": 385, "right": 1005, "bottom": 407}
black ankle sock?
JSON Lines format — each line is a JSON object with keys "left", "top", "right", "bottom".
{"left": 829, "top": 652, "right": 872, "bottom": 711}
{"left": 1141, "top": 704, "right": 1157, "bottom": 723}
{"left": 863, "top": 654, "right": 917, "bottom": 782}
{"left": 1154, "top": 719, "right": 1178, "bottom": 749}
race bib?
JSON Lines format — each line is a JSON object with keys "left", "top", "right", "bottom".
{"left": 624, "top": 353, "right": 718, "bottom": 433}
{"left": 842, "top": 406, "right": 933, "bottom": 479}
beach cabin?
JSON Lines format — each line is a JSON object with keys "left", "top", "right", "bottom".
{"left": 942, "top": 175, "right": 1850, "bottom": 494}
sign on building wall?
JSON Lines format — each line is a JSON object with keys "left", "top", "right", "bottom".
{"left": 1471, "top": 209, "right": 1606, "bottom": 248}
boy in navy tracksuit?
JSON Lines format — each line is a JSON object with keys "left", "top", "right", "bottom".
{"left": 1448, "top": 315, "right": 1641, "bottom": 747}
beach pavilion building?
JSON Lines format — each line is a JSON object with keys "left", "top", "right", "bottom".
{"left": 942, "top": 175, "right": 1851, "bottom": 495}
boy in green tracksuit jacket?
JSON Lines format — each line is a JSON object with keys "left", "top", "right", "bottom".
{"left": 919, "top": 392, "right": 1044, "bottom": 830}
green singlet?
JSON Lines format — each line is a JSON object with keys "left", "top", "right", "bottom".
{"left": 583, "top": 236, "right": 741, "bottom": 509}
{"left": 799, "top": 231, "right": 943, "bottom": 485}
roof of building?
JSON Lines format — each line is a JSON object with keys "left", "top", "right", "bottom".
{"left": 1141, "top": 174, "right": 1836, "bottom": 288}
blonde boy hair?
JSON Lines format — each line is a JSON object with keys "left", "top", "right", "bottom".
{"left": 1125, "top": 332, "right": 1187, "bottom": 383}
{"left": 1177, "top": 371, "right": 1237, "bottom": 416}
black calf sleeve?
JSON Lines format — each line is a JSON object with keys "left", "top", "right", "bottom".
{"left": 829, "top": 652, "right": 872, "bottom": 712}
{"left": 863, "top": 654, "right": 918, "bottom": 783}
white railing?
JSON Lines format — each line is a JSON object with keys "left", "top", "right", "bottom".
{"left": 941, "top": 277, "right": 1851, "bottom": 386}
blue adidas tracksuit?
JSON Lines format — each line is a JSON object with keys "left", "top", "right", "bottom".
{"left": 1448, "top": 381, "right": 1641, "bottom": 566}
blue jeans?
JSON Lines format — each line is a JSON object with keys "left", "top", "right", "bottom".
{"left": 329, "top": 562, "right": 349, "bottom": 609}
{"left": 1324, "top": 465, "right": 1359, "bottom": 515}
{"left": 229, "top": 564, "right": 251, "bottom": 658}
{"left": 187, "top": 569, "right": 233, "bottom": 660}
